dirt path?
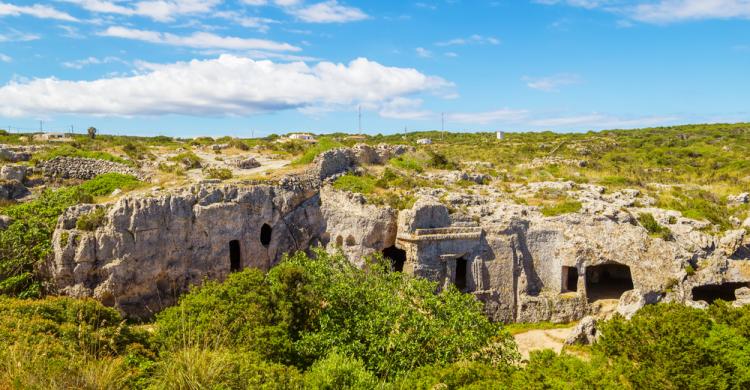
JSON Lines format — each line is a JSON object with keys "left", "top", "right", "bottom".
{"left": 513, "top": 326, "right": 576, "bottom": 361}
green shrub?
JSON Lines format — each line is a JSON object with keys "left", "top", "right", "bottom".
{"left": 333, "top": 174, "right": 377, "bottom": 194}
{"left": 638, "top": 213, "right": 673, "bottom": 240}
{"left": 155, "top": 250, "right": 517, "bottom": 379}
{"left": 76, "top": 207, "right": 107, "bottom": 231}
{"left": 204, "top": 167, "right": 233, "bottom": 180}
{"left": 303, "top": 352, "right": 379, "bottom": 389}
{"left": 149, "top": 348, "right": 301, "bottom": 390}
{"left": 426, "top": 150, "right": 459, "bottom": 170}
{"left": 228, "top": 138, "right": 250, "bottom": 151}
{"left": 390, "top": 155, "right": 424, "bottom": 172}
{"left": 540, "top": 200, "right": 582, "bottom": 217}
{"left": 169, "top": 152, "right": 202, "bottom": 169}
{"left": 291, "top": 138, "right": 344, "bottom": 165}
{"left": 78, "top": 173, "right": 141, "bottom": 196}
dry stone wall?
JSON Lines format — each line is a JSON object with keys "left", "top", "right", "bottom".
{"left": 39, "top": 157, "right": 146, "bottom": 180}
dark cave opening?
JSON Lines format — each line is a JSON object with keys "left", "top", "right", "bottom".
{"left": 585, "top": 263, "right": 634, "bottom": 302}
{"left": 692, "top": 282, "right": 750, "bottom": 304}
{"left": 455, "top": 258, "right": 468, "bottom": 292}
{"left": 562, "top": 266, "right": 579, "bottom": 293}
{"left": 229, "top": 240, "right": 241, "bottom": 272}
{"left": 260, "top": 224, "right": 272, "bottom": 247}
{"left": 382, "top": 246, "right": 407, "bottom": 272}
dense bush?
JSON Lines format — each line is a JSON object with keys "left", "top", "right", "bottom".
{"left": 637, "top": 212, "right": 673, "bottom": 240}
{"left": 155, "top": 249, "right": 517, "bottom": 379}
{"left": 204, "top": 167, "right": 233, "bottom": 180}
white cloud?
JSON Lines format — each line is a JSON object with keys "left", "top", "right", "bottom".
{"left": 537, "top": 0, "right": 750, "bottom": 24}
{"left": 523, "top": 73, "right": 582, "bottom": 92}
{"left": 62, "top": 0, "right": 221, "bottom": 22}
{"left": 100, "top": 26, "right": 301, "bottom": 52}
{"left": 0, "top": 55, "right": 450, "bottom": 117}
{"left": 631, "top": 0, "right": 750, "bottom": 23}
{"left": 378, "top": 97, "right": 435, "bottom": 120}
{"left": 435, "top": 34, "right": 501, "bottom": 47}
{"left": 415, "top": 47, "right": 432, "bottom": 58}
{"left": 288, "top": 0, "right": 368, "bottom": 23}
{"left": 0, "top": 2, "right": 78, "bottom": 21}
{"left": 529, "top": 113, "right": 678, "bottom": 128}
{"left": 0, "top": 53, "right": 11, "bottom": 63}
{"left": 0, "top": 29, "right": 40, "bottom": 42}
{"left": 62, "top": 56, "right": 125, "bottom": 69}
{"left": 447, "top": 109, "right": 530, "bottom": 125}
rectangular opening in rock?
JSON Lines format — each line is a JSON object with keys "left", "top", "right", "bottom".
{"left": 691, "top": 282, "right": 750, "bottom": 304}
{"left": 562, "top": 266, "right": 578, "bottom": 293}
{"left": 585, "top": 263, "right": 633, "bottom": 302}
{"left": 455, "top": 258, "right": 468, "bottom": 292}
{"left": 229, "top": 240, "right": 241, "bottom": 272}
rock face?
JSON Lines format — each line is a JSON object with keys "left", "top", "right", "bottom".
{"left": 0, "top": 145, "right": 33, "bottom": 162}
{"left": 48, "top": 145, "right": 409, "bottom": 319}
{"left": 47, "top": 145, "right": 750, "bottom": 322}
{"left": 565, "top": 316, "right": 598, "bottom": 345}
{"left": 39, "top": 157, "right": 146, "bottom": 181}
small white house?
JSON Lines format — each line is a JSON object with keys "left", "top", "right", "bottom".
{"left": 416, "top": 138, "right": 432, "bottom": 145}
{"left": 288, "top": 133, "right": 316, "bottom": 141}
{"left": 496, "top": 131, "right": 505, "bottom": 140}
{"left": 33, "top": 132, "right": 71, "bottom": 142}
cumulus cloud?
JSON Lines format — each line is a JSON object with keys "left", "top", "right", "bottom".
{"left": 0, "top": 55, "right": 450, "bottom": 117}
{"left": 415, "top": 47, "right": 432, "bottom": 58}
{"left": 523, "top": 73, "right": 582, "bottom": 92}
{"left": 100, "top": 26, "right": 301, "bottom": 52}
{"left": 0, "top": 29, "right": 39, "bottom": 42}
{"left": 0, "top": 53, "right": 11, "bottom": 63}
{"left": 0, "top": 2, "right": 78, "bottom": 21}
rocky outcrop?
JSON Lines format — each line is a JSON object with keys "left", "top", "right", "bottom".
{"left": 39, "top": 157, "right": 146, "bottom": 181}
{"left": 313, "top": 144, "right": 411, "bottom": 181}
{"left": 565, "top": 316, "right": 598, "bottom": 345}
{"left": 234, "top": 157, "right": 260, "bottom": 169}
{"left": 0, "top": 145, "right": 33, "bottom": 162}
{"left": 0, "top": 165, "right": 29, "bottom": 183}
{"left": 320, "top": 187, "right": 398, "bottom": 267}
{"left": 0, "top": 180, "right": 29, "bottom": 200}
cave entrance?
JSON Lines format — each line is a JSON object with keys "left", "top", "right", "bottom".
{"left": 692, "top": 282, "right": 750, "bottom": 304}
{"left": 455, "top": 258, "right": 468, "bottom": 292}
{"left": 229, "top": 240, "right": 241, "bottom": 272}
{"left": 260, "top": 224, "right": 272, "bottom": 247}
{"left": 585, "top": 263, "right": 633, "bottom": 302}
{"left": 562, "top": 266, "right": 579, "bottom": 293}
{"left": 382, "top": 246, "right": 406, "bottom": 272}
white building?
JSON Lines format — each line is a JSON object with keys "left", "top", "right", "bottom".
{"left": 288, "top": 133, "right": 316, "bottom": 141}
{"left": 496, "top": 131, "right": 505, "bottom": 140}
{"left": 417, "top": 138, "right": 432, "bottom": 145}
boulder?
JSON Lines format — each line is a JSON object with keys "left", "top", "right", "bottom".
{"left": 234, "top": 157, "right": 261, "bottom": 169}
{"left": 0, "top": 165, "right": 28, "bottom": 182}
{"left": 728, "top": 193, "right": 750, "bottom": 205}
{"left": 565, "top": 316, "right": 598, "bottom": 345}
{"left": 733, "top": 287, "right": 750, "bottom": 308}
{"left": 0, "top": 180, "right": 29, "bottom": 200}
{"left": 617, "top": 289, "right": 661, "bottom": 319}
{"left": 398, "top": 197, "right": 451, "bottom": 233}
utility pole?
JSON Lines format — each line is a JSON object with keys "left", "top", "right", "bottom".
{"left": 70, "top": 125, "right": 74, "bottom": 135}
{"left": 441, "top": 112, "right": 445, "bottom": 141}
{"left": 39, "top": 120, "right": 43, "bottom": 132}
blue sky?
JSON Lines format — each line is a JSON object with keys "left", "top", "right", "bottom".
{"left": 0, "top": 0, "right": 749, "bottom": 137}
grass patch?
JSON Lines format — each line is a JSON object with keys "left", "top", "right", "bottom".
{"left": 637, "top": 213, "right": 673, "bottom": 240}
{"left": 34, "top": 145, "right": 131, "bottom": 166}
{"left": 505, "top": 321, "right": 578, "bottom": 336}
{"left": 76, "top": 207, "right": 107, "bottom": 231}
{"left": 333, "top": 173, "right": 376, "bottom": 194}
{"left": 540, "top": 200, "right": 582, "bottom": 217}
{"left": 169, "top": 152, "right": 202, "bottom": 169}
{"left": 291, "top": 138, "right": 345, "bottom": 165}
{"left": 204, "top": 167, "right": 233, "bottom": 180}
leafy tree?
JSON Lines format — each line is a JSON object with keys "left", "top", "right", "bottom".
{"left": 87, "top": 126, "right": 97, "bottom": 139}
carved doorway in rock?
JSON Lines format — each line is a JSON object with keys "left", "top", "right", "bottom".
{"left": 562, "top": 266, "right": 578, "bottom": 293}
{"left": 455, "top": 257, "right": 468, "bottom": 292}
{"left": 585, "top": 263, "right": 633, "bottom": 302}
{"left": 382, "top": 246, "right": 407, "bottom": 272}
{"left": 692, "top": 282, "right": 749, "bottom": 304}
{"left": 229, "top": 240, "right": 241, "bottom": 272}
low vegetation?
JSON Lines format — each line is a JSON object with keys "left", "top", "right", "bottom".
{"left": 3, "top": 250, "right": 750, "bottom": 388}
{"left": 638, "top": 212, "right": 674, "bottom": 240}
